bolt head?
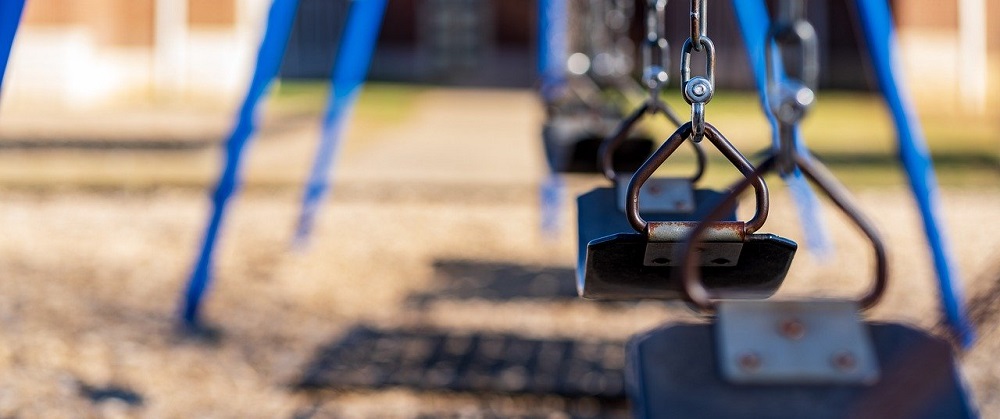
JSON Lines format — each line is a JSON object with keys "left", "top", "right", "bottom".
{"left": 738, "top": 352, "right": 762, "bottom": 372}
{"left": 772, "top": 82, "right": 814, "bottom": 123}
{"left": 831, "top": 351, "right": 857, "bottom": 371}
{"left": 643, "top": 67, "right": 669, "bottom": 90}
{"left": 778, "top": 318, "right": 805, "bottom": 340}
{"left": 683, "top": 77, "right": 713, "bottom": 104}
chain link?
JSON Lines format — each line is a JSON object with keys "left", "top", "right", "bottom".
{"left": 680, "top": 0, "right": 714, "bottom": 142}
{"left": 589, "top": 0, "right": 636, "bottom": 81}
{"left": 689, "top": 0, "right": 707, "bottom": 51}
{"left": 766, "top": 0, "right": 818, "bottom": 175}
{"left": 641, "top": 0, "right": 670, "bottom": 102}
{"left": 610, "top": 0, "right": 636, "bottom": 77}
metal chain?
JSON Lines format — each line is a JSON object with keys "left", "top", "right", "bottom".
{"left": 580, "top": 0, "right": 637, "bottom": 84}
{"left": 608, "top": 0, "right": 634, "bottom": 55}
{"left": 689, "top": 0, "right": 707, "bottom": 51}
{"left": 641, "top": 0, "right": 670, "bottom": 104}
{"left": 608, "top": 0, "right": 636, "bottom": 80}
{"left": 681, "top": 0, "right": 714, "bottom": 142}
{"left": 600, "top": 0, "right": 695, "bottom": 181}
{"left": 766, "top": 0, "right": 818, "bottom": 175}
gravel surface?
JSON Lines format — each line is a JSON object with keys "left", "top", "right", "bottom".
{"left": 0, "top": 184, "right": 996, "bottom": 418}
{"left": 0, "top": 88, "right": 996, "bottom": 417}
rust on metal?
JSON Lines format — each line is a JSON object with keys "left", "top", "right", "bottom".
{"left": 626, "top": 122, "right": 769, "bottom": 235}
{"left": 738, "top": 352, "right": 762, "bottom": 372}
{"left": 600, "top": 103, "right": 650, "bottom": 181}
{"left": 599, "top": 105, "right": 705, "bottom": 182}
{"left": 647, "top": 221, "right": 745, "bottom": 242}
{"left": 831, "top": 351, "right": 858, "bottom": 371}
{"left": 677, "top": 151, "right": 889, "bottom": 313}
{"left": 778, "top": 318, "right": 806, "bottom": 340}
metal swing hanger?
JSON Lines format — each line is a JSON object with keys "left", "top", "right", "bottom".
{"left": 578, "top": 119, "right": 795, "bottom": 301}
{"left": 576, "top": 0, "right": 800, "bottom": 301}
{"left": 625, "top": 122, "right": 769, "bottom": 238}
{"left": 766, "top": 0, "right": 820, "bottom": 177}
{"left": 597, "top": 0, "right": 704, "bottom": 184}
{"left": 675, "top": 0, "right": 887, "bottom": 314}
{"left": 621, "top": 0, "right": 769, "bottom": 236}
{"left": 682, "top": 0, "right": 715, "bottom": 143}
{"left": 677, "top": 149, "right": 889, "bottom": 313}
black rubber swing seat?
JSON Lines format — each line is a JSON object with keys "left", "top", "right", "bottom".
{"left": 542, "top": 116, "right": 654, "bottom": 174}
{"left": 580, "top": 232, "right": 796, "bottom": 300}
{"left": 627, "top": 322, "right": 978, "bottom": 419}
{"left": 575, "top": 186, "right": 737, "bottom": 289}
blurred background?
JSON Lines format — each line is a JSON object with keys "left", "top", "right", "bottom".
{"left": 0, "top": 0, "right": 997, "bottom": 418}
{"left": 3, "top": 0, "right": 1000, "bottom": 105}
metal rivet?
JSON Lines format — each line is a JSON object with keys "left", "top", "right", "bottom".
{"left": 738, "top": 352, "right": 761, "bottom": 372}
{"left": 831, "top": 351, "right": 857, "bottom": 371}
{"left": 778, "top": 318, "right": 805, "bottom": 340}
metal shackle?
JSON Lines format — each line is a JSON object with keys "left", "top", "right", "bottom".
{"left": 678, "top": 154, "right": 889, "bottom": 313}
{"left": 625, "top": 122, "right": 770, "bottom": 234}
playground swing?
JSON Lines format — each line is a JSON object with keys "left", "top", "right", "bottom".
{"left": 576, "top": 0, "right": 735, "bottom": 290}
{"left": 732, "top": 0, "right": 832, "bottom": 256}
{"left": 618, "top": 1, "right": 976, "bottom": 417}
{"left": 578, "top": 0, "right": 797, "bottom": 301}
{"left": 181, "top": 0, "right": 387, "bottom": 329}
{"left": 540, "top": 0, "right": 658, "bottom": 174}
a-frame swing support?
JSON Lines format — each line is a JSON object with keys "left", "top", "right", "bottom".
{"left": 180, "top": 0, "right": 387, "bottom": 328}
{"left": 0, "top": 0, "right": 26, "bottom": 99}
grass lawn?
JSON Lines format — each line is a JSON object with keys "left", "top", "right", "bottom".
{"left": 272, "top": 80, "right": 425, "bottom": 125}
{"left": 581, "top": 86, "right": 997, "bottom": 187}
{"left": 273, "top": 82, "right": 997, "bottom": 187}
{"left": 0, "top": 82, "right": 993, "bottom": 190}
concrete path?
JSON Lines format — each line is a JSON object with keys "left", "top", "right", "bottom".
{"left": 0, "top": 88, "right": 550, "bottom": 190}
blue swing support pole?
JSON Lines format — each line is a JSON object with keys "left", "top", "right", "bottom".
{"left": 854, "top": 0, "right": 974, "bottom": 346}
{"left": 181, "top": 0, "right": 300, "bottom": 327}
{"left": 0, "top": 0, "right": 26, "bottom": 98}
{"left": 538, "top": 0, "right": 568, "bottom": 235}
{"left": 538, "top": 0, "right": 567, "bottom": 104}
{"left": 731, "top": 0, "right": 831, "bottom": 256}
{"left": 294, "top": 0, "right": 388, "bottom": 244}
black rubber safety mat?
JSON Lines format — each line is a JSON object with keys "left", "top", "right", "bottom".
{"left": 298, "top": 326, "right": 627, "bottom": 400}
{"left": 407, "top": 260, "right": 581, "bottom": 304}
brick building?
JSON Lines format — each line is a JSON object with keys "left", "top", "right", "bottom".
{"left": 5, "top": 0, "right": 264, "bottom": 106}
{"left": 3, "top": 0, "right": 997, "bottom": 114}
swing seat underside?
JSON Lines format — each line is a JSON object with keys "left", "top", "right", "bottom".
{"left": 580, "top": 233, "right": 796, "bottom": 300}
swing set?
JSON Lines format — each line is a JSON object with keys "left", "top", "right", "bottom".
{"left": 0, "top": 0, "right": 982, "bottom": 417}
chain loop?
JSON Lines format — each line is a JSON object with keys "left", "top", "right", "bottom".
{"left": 766, "top": 0, "right": 818, "bottom": 175}
{"left": 680, "top": 37, "right": 715, "bottom": 142}
{"left": 679, "top": 0, "right": 714, "bottom": 142}
{"left": 641, "top": 0, "right": 670, "bottom": 101}
{"left": 689, "top": 0, "right": 707, "bottom": 51}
